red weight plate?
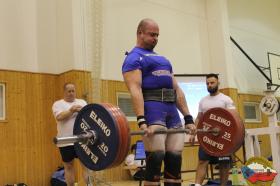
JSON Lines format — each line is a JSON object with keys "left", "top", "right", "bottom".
{"left": 102, "top": 103, "right": 131, "bottom": 168}
{"left": 111, "top": 107, "right": 131, "bottom": 166}
{"left": 197, "top": 108, "right": 245, "bottom": 157}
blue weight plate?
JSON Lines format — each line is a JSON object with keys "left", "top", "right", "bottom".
{"left": 73, "top": 103, "right": 119, "bottom": 171}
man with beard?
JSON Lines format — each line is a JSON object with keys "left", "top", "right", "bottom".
{"left": 122, "top": 18, "right": 196, "bottom": 186}
{"left": 189, "top": 73, "right": 236, "bottom": 186}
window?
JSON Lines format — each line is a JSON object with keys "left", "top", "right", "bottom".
{"left": 0, "top": 83, "right": 6, "bottom": 120}
{"left": 117, "top": 92, "right": 136, "bottom": 121}
{"left": 243, "top": 102, "right": 261, "bottom": 122}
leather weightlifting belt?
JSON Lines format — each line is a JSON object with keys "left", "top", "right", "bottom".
{"left": 142, "top": 88, "right": 176, "bottom": 103}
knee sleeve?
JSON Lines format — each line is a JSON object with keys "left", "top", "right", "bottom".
{"left": 145, "top": 151, "right": 165, "bottom": 182}
{"left": 164, "top": 151, "right": 182, "bottom": 180}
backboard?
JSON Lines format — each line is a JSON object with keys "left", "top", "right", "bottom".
{"left": 268, "top": 52, "right": 280, "bottom": 85}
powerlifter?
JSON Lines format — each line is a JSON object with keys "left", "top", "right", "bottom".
{"left": 122, "top": 18, "right": 196, "bottom": 186}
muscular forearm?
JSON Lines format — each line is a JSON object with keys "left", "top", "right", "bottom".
{"left": 129, "top": 86, "right": 145, "bottom": 116}
{"left": 176, "top": 88, "right": 191, "bottom": 116}
{"left": 56, "top": 110, "right": 74, "bottom": 121}
{"left": 123, "top": 70, "right": 144, "bottom": 117}
{"left": 194, "top": 118, "right": 199, "bottom": 127}
{"left": 194, "top": 113, "right": 202, "bottom": 127}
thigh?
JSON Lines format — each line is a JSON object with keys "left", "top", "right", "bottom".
{"left": 142, "top": 125, "right": 167, "bottom": 152}
{"left": 59, "top": 145, "right": 77, "bottom": 163}
{"left": 198, "top": 147, "right": 217, "bottom": 162}
{"left": 166, "top": 104, "right": 182, "bottom": 129}
{"left": 144, "top": 102, "right": 167, "bottom": 127}
{"left": 165, "top": 131, "right": 185, "bottom": 151}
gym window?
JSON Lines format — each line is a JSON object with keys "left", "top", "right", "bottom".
{"left": 0, "top": 83, "right": 6, "bottom": 121}
{"left": 117, "top": 92, "right": 136, "bottom": 121}
{"left": 243, "top": 102, "right": 261, "bottom": 123}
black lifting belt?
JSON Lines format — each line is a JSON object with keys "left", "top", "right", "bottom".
{"left": 142, "top": 88, "right": 176, "bottom": 103}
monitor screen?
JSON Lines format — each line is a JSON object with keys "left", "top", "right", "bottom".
{"left": 135, "top": 141, "right": 146, "bottom": 160}
{"left": 175, "top": 75, "right": 208, "bottom": 119}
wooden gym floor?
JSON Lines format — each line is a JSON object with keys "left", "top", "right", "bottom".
{"left": 94, "top": 172, "right": 277, "bottom": 186}
{"left": 91, "top": 172, "right": 254, "bottom": 186}
{"left": 92, "top": 172, "right": 196, "bottom": 186}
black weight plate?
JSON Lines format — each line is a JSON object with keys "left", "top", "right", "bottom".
{"left": 73, "top": 103, "right": 120, "bottom": 171}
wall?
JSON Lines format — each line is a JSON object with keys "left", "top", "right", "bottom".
{"left": 0, "top": 0, "right": 38, "bottom": 72}
{"left": 237, "top": 93, "right": 273, "bottom": 158}
{"left": 101, "top": 0, "right": 211, "bottom": 81}
{"left": 0, "top": 0, "right": 91, "bottom": 74}
{"left": 227, "top": 0, "right": 280, "bottom": 94}
{"left": 0, "top": 0, "right": 236, "bottom": 93}
{"left": 0, "top": 70, "right": 92, "bottom": 186}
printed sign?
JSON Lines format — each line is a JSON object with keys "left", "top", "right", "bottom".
{"left": 242, "top": 156, "right": 277, "bottom": 186}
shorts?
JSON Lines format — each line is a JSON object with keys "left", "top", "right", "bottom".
{"left": 198, "top": 147, "right": 232, "bottom": 164}
{"left": 59, "top": 145, "right": 78, "bottom": 162}
{"left": 144, "top": 101, "right": 182, "bottom": 129}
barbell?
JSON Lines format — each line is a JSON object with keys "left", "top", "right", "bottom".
{"left": 53, "top": 103, "right": 245, "bottom": 171}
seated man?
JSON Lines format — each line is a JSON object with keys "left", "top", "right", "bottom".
{"left": 125, "top": 144, "right": 146, "bottom": 180}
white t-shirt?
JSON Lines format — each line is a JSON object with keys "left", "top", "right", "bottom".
{"left": 198, "top": 93, "right": 235, "bottom": 114}
{"left": 52, "top": 98, "right": 87, "bottom": 147}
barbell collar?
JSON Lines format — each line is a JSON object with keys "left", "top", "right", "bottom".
{"left": 54, "top": 130, "right": 97, "bottom": 145}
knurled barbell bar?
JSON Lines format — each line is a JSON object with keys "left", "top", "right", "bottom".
{"left": 54, "top": 128, "right": 220, "bottom": 145}
{"left": 53, "top": 103, "right": 245, "bottom": 171}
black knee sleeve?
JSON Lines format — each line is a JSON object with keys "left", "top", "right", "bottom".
{"left": 145, "top": 151, "right": 165, "bottom": 182}
{"left": 164, "top": 151, "right": 182, "bottom": 180}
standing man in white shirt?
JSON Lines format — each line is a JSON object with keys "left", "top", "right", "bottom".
{"left": 190, "top": 74, "right": 236, "bottom": 186}
{"left": 52, "top": 83, "right": 92, "bottom": 186}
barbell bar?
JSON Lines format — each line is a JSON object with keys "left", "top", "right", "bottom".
{"left": 54, "top": 128, "right": 221, "bottom": 145}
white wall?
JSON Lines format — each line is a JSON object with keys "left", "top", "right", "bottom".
{"left": 4, "top": 0, "right": 278, "bottom": 95}
{"left": 228, "top": 0, "right": 280, "bottom": 94}
{"left": 205, "top": 0, "right": 236, "bottom": 89}
{"left": 101, "top": 0, "right": 211, "bottom": 81}
{"left": 0, "top": 0, "right": 38, "bottom": 72}
{"left": 0, "top": 0, "right": 87, "bottom": 74}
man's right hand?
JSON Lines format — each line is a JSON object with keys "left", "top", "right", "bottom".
{"left": 139, "top": 124, "right": 154, "bottom": 136}
{"left": 69, "top": 105, "right": 82, "bottom": 113}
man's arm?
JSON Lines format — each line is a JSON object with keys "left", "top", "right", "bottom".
{"left": 227, "top": 97, "right": 237, "bottom": 111}
{"left": 189, "top": 112, "right": 203, "bottom": 143}
{"left": 55, "top": 105, "right": 82, "bottom": 121}
{"left": 123, "top": 69, "right": 144, "bottom": 117}
{"left": 194, "top": 112, "right": 203, "bottom": 127}
{"left": 172, "top": 75, "right": 196, "bottom": 133}
{"left": 172, "top": 75, "right": 191, "bottom": 116}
